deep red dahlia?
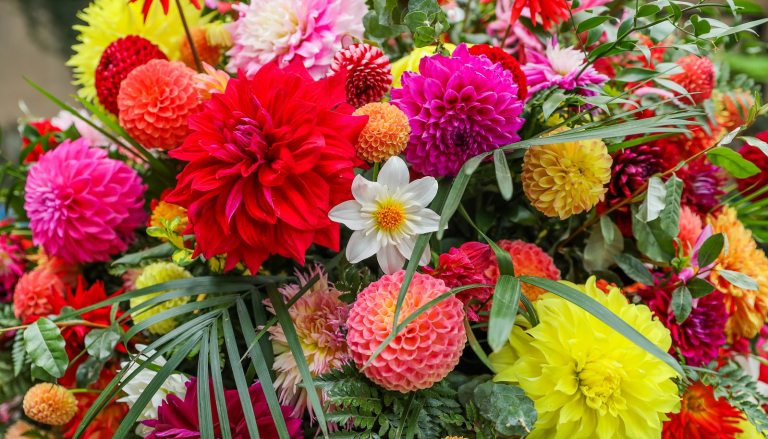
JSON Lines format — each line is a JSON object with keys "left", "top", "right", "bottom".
{"left": 662, "top": 381, "right": 743, "bottom": 439}
{"left": 95, "top": 36, "right": 168, "bottom": 115}
{"left": 669, "top": 55, "right": 715, "bottom": 105}
{"left": 129, "top": 0, "right": 201, "bottom": 20}
{"left": 679, "top": 158, "right": 726, "bottom": 215}
{"left": 510, "top": 0, "right": 568, "bottom": 30}
{"left": 468, "top": 44, "right": 527, "bottom": 100}
{"left": 603, "top": 145, "right": 664, "bottom": 234}
{"left": 167, "top": 61, "right": 366, "bottom": 273}
{"left": 331, "top": 43, "right": 392, "bottom": 108}
{"left": 736, "top": 131, "right": 768, "bottom": 200}
{"left": 21, "top": 120, "right": 61, "bottom": 163}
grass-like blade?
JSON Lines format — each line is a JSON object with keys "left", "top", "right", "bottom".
{"left": 124, "top": 295, "right": 238, "bottom": 339}
{"left": 209, "top": 323, "right": 233, "bottom": 439}
{"left": 464, "top": 318, "right": 495, "bottom": 372}
{"left": 222, "top": 309, "right": 261, "bottom": 439}
{"left": 487, "top": 276, "right": 522, "bottom": 353}
{"left": 493, "top": 149, "right": 513, "bottom": 200}
{"left": 390, "top": 233, "right": 432, "bottom": 333}
{"left": 197, "top": 328, "right": 215, "bottom": 439}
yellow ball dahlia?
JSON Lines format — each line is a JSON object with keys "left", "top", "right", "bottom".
{"left": 352, "top": 103, "right": 411, "bottom": 162}
{"left": 67, "top": 0, "right": 211, "bottom": 101}
{"left": 522, "top": 139, "right": 612, "bottom": 219}
{"left": 130, "top": 262, "right": 193, "bottom": 334}
{"left": 23, "top": 383, "right": 78, "bottom": 426}
{"left": 707, "top": 207, "right": 768, "bottom": 341}
{"left": 489, "top": 277, "right": 679, "bottom": 439}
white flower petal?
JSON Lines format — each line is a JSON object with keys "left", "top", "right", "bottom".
{"left": 409, "top": 209, "right": 441, "bottom": 234}
{"left": 378, "top": 156, "right": 410, "bottom": 189}
{"left": 419, "top": 243, "right": 432, "bottom": 266}
{"left": 403, "top": 176, "right": 438, "bottom": 207}
{"left": 346, "top": 230, "right": 380, "bottom": 263}
{"left": 351, "top": 174, "right": 381, "bottom": 204}
{"left": 328, "top": 200, "right": 366, "bottom": 230}
{"left": 396, "top": 235, "right": 416, "bottom": 260}
{"left": 377, "top": 244, "right": 406, "bottom": 274}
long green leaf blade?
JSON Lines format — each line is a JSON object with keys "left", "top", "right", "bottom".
{"left": 488, "top": 276, "right": 522, "bottom": 352}
{"left": 222, "top": 309, "right": 261, "bottom": 439}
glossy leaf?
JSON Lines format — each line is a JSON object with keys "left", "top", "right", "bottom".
{"left": 614, "top": 253, "right": 654, "bottom": 286}
{"left": 672, "top": 286, "right": 693, "bottom": 324}
{"left": 697, "top": 233, "right": 725, "bottom": 268}
{"left": 24, "top": 318, "right": 68, "bottom": 379}
{"left": 707, "top": 147, "right": 760, "bottom": 178}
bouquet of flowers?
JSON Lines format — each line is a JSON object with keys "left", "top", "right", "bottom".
{"left": 1, "top": 0, "right": 768, "bottom": 437}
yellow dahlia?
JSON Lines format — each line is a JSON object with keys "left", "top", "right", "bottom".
{"left": 129, "top": 262, "right": 193, "bottom": 334}
{"left": 522, "top": 139, "right": 612, "bottom": 219}
{"left": 707, "top": 207, "right": 768, "bottom": 341}
{"left": 150, "top": 200, "right": 188, "bottom": 235}
{"left": 23, "top": 383, "right": 78, "bottom": 426}
{"left": 352, "top": 103, "right": 411, "bottom": 162}
{"left": 68, "top": 0, "right": 211, "bottom": 101}
{"left": 391, "top": 44, "right": 457, "bottom": 88}
{"left": 489, "top": 277, "right": 679, "bottom": 439}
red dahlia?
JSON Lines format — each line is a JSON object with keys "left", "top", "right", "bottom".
{"left": 662, "top": 381, "right": 744, "bottom": 439}
{"left": 669, "top": 55, "right": 715, "bottom": 105}
{"left": 95, "top": 36, "right": 168, "bottom": 115}
{"left": 468, "top": 44, "right": 527, "bottom": 100}
{"left": 130, "top": 0, "right": 201, "bottom": 21}
{"left": 331, "top": 43, "right": 392, "bottom": 108}
{"left": 21, "top": 120, "right": 62, "bottom": 163}
{"left": 510, "top": 0, "right": 569, "bottom": 31}
{"left": 167, "top": 61, "right": 367, "bottom": 273}
{"left": 737, "top": 132, "right": 768, "bottom": 200}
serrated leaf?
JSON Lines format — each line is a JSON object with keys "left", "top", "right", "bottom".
{"left": 719, "top": 269, "right": 759, "bottom": 290}
{"left": 24, "top": 317, "right": 68, "bottom": 379}
{"left": 671, "top": 286, "right": 693, "bottom": 324}
{"left": 473, "top": 381, "right": 537, "bottom": 436}
{"left": 707, "top": 147, "right": 760, "bottom": 178}
{"left": 488, "top": 276, "right": 521, "bottom": 352}
{"left": 85, "top": 328, "right": 121, "bottom": 362}
{"left": 697, "top": 233, "right": 724, "bottom": 268}
{"left": 687, "top": 277, "right": 716, "bottom": 298}
{"left": 613, "top": 254, "right": 655, "bottom": 286}
{"left": 637, "top": 176, "right": 667, "bottom": 223}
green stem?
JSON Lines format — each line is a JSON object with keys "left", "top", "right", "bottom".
{"left": 372, "top": 162, "right": 381, "bottom": 181}
{"left": 176, "top": 0, "right": 204, "bottom": 73}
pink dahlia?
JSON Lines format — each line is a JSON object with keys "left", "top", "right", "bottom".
{"left": 226, "top": 0, "right": 368, "bottom": 79}
{"left": 13, "top": 267, "right": 65, "bottom": 322}
{"left": 0, "top": 233, "right": 27, "bottom": 303}
{"left": 144, "top": 378, "right": 302, "bottom": 438}
{"left": 523, "top": 40, "right": 609, "bottom": 96}
{"left": 24, "top": 139, "right": 146, "bottom": 264}
{"left": 346, "top": 271, "right": 466, "bottom": 392}
{"left": 167, "top": 61, "right": 366, "bottom": 273}
{"left": 391, "top": 44, "right": 525, "bottom": 177}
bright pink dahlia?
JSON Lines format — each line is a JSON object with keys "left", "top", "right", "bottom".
{"left": 331, "top": 43, "right": 392, "bottom": 107}
{"left": 226, "top": 0, "right": 368, "bottom": 79}
{"left": 391, "top": 44, "right": 525, "bottom": 177}
{"left": 24, "top": 139, "right": 146, "bottom": 264}
{"left": 346, "top": 271, "right": 466, "bottom": 393}
{"left": 638, "top": 274, "right": 727, "bottom": 366}
{"left": 0, "top": 233, "right": 27, "bottom": 303}
{"left": 144, "top": 378, "right": 302, "bottom": 438}
{"left": 523, "top": 40, "right": 609, "bottom": 96}
{"left": 167, "top": 61, "right": 366, "bottom": 273}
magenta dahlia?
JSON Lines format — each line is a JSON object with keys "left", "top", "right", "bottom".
{"left": 679, "top": 158, "right": 725, "bottom": 215}
{"left": 391, "top": 44, "right": 525, "bottom": 177}
{"left": 637, "top": 275, "right": 727, "bottom": 366}
{"left": 24, "top": 139, "right": 147, "bottom": 264}
{"left": 0, "top": 233, "right": 26, "bottom": 303}
{"left": 144, "top": 378, "right": 302, "bottom": 438}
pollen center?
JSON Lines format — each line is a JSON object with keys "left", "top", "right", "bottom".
{"left": 374, "top": 202, "right": 406, "bottom": 232}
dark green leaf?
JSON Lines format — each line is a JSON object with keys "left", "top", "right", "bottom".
{"left": 637, "top": 4, "right": 660, "bottom": 17}
{"left": 488, "top": 276, "right": 522, "bottom": 352}
{"left": 222, "top": 310, "right": 261, "bottom": 439}
{"left": 24, "top": 318, "right": 68, "bottom": 378}
{"left": 707, "top": 147, "right": 760, "bottom": 178}
{"left": 671, "top": 286, "right": 693, "bottom": 324}
{"left": 85, "top": 328, "right": 121, "bottom": 362}
{"left": 12, "top": 330, "right": 26, "bottom": 376}
{"left": 687, "top": 277, "right": 716, "bottom": 298}
{"left": 699, "top": 18, "right": 768, "bottom": 38}
{"left": 614, "top": 254, "right": 655, "bottom": 286}
{"left": 542, "top": 90, "right": 566, "bottom": 120}
{"left": 697, "top": 233, "right": 724, "bottom": 268}
{"left": 577, "top": 15, "right": 612, "bottom": 33}
{"left": 76, "top": 356, "right": 105, "bottom": 387}
{"left": 197, "top": 328, "right": 215, "bottom": 439}
{"left": 614, "top": 67, "right": 659, "bottom": 82}
{"left": 719, "top": 269, "right": 759, "bottom": 290}
{"left": 493, "top": 149, "right": 513, "bottom": 201}
{"left": 473, "top": 381, "right": 536, "bottom": 436}
{"left": 660, "top": 175, "right": 682, "bottom": 238}
{"left": 209, "top": 324, "right": 233, "bottom": 439}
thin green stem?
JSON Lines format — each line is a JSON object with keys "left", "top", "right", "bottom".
{"left": 176, "top": 0, "right": 204, "bottom": 72}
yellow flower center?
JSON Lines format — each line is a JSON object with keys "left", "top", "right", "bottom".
{"left": 374, "top": 201, "right": 406, "bottom": 232}
{"left": 577, "top": 358, "right": 627, "bottom": 415}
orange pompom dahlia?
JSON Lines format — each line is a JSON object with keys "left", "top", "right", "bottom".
{"left": 491, "top": 239, "right": 560, "bottom": 301}
{"left": 117, "top": 59, "right": 199, "bottom": 150}
{"left": 23, "top": 383, "right": 78, "bottom": 426}
{"left": 13, "top": 266, "right": 66, "bottom": 322}
{"left": 352, "top": 103, "right": 411, "bottom": 162}
{"left": 346, "top": 271, "right": 466, "bottom": 392}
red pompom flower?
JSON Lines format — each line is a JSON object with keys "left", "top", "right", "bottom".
{"left": 168, "top": 61, "right": 366, "bottom": 273}
{"left": 331, "top": 43, "right": 392, "bottom": 108}
{"left": 468, "top": 44, "right": 527, "bottom": 100}
{"left": 669, "top": 55, "right": 715, "bottom": 105}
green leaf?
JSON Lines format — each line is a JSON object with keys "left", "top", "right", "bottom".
{"left": 584, "top": 220, "right": 624, "bottom": 272}
{"left": 632, "top": 210, "right": 674, "bottom": 262}
{"left": 697, "top": 233, "right": 725, "bottom": 268}
{"left": 719, "top": 269, "right": 759, "bottom": 290}
{"left": 24, "top": 318, "right": 68, "bottom": 379}
{"left": 741, "top": 136, "right": 768, "bottom": 157}
{"left": 222, "top": 310, "right": 261, "bottom": 439}
{"left": 473, "top": 381, "right": 536, "bottom": 436}
{"left": 493, "top": 149, "right": 513, "bottom": 201}
{"left": 707, "top": 147, "right": 760, "bottom": 178}
{"left": 600, "top": 215, "right": 616, "bottom": 245}
{"left": 671, "top": 286, "right": 693, "bottom": 324}
{"left": 577, "top": 15, "right": 612, "bottom": 33}
{"left": 614, "top": 67, "right": 659, "bottom": 82}
{"left": 197, "top": 329, "right": 215, "bottom": 439}
{"left": 659, "top": 176, "right": 682, "bottom": 238}
{"left": 637, "top": 3, "right": 660, "bottom": 17}
{"left": 112, "top": 242, "right": 174, "bottom": 266}
{"left": 542, "top": 90, "right": 566, "bottom": 120}
{"left": 517, "top": 276, "right": 684, "bottom": 376}
{"left": 699, "top": 18, "right": 768, "bottom": 38}
{"left": 637, "top": 176, "right": 667, "bottom": 223}
{"left": 84, "top": 328, "right": 121, "bottom": 362}
{"left": 12, "top": 330, "right": 26, "bottom": 377}
{"left": 687, "top": 277, "right": 716, "bottom": 298}
{"left": 488, "top": 276, "right": 522, "bottom": 352}
{"left": 209, "top": 324, "right": 233, "bottom": 439}
{"left": 614, "top": 254, "right": 655, "bottom": 286}
{"left": 76, "top": 356, "right": 105, "bottom": 387}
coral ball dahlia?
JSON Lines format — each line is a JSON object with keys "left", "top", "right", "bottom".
{"left": 391, "top": 44, "right": 525, "bottom": 177}
{"left": 25, "top": 139, "right": 146, "bottom": 264}
{"left": 167, "top": 61, "right": 366, "bottom": 273}
{"left": 13, "top": 267, "right": 66, "bottom": 322}
{"left": 118, "top": 59, "right": 199, "bottom": 150}
{"left": 346, "top": 271, "right": 466, "bottom": 393}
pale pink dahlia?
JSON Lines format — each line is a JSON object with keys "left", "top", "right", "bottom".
{"left": 266, "top": 265, "right": 350, "bottom": 417}
{"left": 391, "top": 44, "right": 525, "bottom": 177}
{"left": 523, "top": 40, "right": 609, "bottom": 96}
{"left": 347, "top": 271, "right": 466, "bottom": 393}
{"left": 227, "top": 0, "right": 368, "bottom": 79}
{"left": 24, "top": 139, "right": 146, "bottom": 264}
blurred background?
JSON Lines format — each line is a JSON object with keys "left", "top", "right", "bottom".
{"left": 0, "top": 0, "right": 766, "bottom": 160}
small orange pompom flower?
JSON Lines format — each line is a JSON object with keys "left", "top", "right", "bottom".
{"left": 118, "top": 59, "right": 199, "bottom": 150}
{"left": 180, "top": 27, "right": 223, "bottom": 68}
{"left": 23, "top": 383, "right": 78, "bottom": 426}
{"left": 352, "top": 103, "right": 411, "bottom": 163}
{"left": 346, "top": 271, "right": 466, "bottom": 393}
{"left": 13, "top": 266, "right": 66, "bottom": 321}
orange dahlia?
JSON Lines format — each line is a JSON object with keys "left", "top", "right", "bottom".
{"left": 662, "top": 381, "right": 744, "bottom": 439}
{"left": 707, "top": 207, "right": 768, "bottom": 340}
{"left": 23, "top": 383, "right": 78, "bottom": 426}
{"left": 13, "top": 266, "right": 66, "bottom": 322}
{"left": 117, "top": 59, "right": 199, "bottom": 150}
{"left": 485, "top": 240, "right": 560, "bottom": 301}
{"left": 352, "top": 103, "right": 411, "bottom": 163}
{"left": 346, "top": 271, "right": 466, "bottom": 392}
{"left": 714, "top": 89, "right": 755, "bottom": 132}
